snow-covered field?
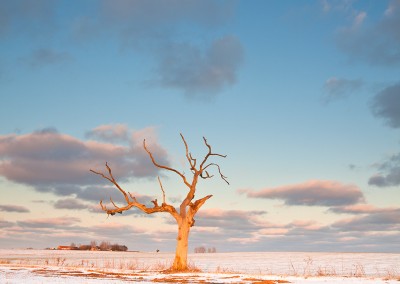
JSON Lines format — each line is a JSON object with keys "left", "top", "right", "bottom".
{"left": 0, "top": 249, "right": 399, "bottom": 283}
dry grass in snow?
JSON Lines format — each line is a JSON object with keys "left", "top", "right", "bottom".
{"left": 0, "top": 250, "right": 399, "bottom": 283}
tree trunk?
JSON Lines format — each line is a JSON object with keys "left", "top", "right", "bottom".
{"left": 172, "top": 219, "right": 191, "bottom": 271}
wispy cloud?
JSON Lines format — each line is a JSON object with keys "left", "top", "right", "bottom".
{"left": 196, "top": 208, "right": 267, "bottom": 231}
{"left": 332, "top": 209, "right": 400, "bottom": 232}
{"left": 0, "top": 204, "right": 30, "bottom": 213}
{"left": 20, "top": 48, "right": 72, "bottom": 68}
{"left": 323, "top": 77, "right": 363, "bottom": 103}
{"left": 17, "top": 217, "right": 81, "bottom": 229}
{"left": 320, "top": 0, "right": 357, "bottom": 14}
{"left": 53, "top": 198, "right": 88, "bottom": 210}
{"left": 75, "top": 0, "right": 242, "bottom": 99}
{"left": 368, "top": 152, "right": 400, "bottom": 187}
{"left": 156, "top": 36, "right": 243, "bottom": 98}
{"left": 335, "top": 0, "right": 400, "bottom": 66}
{"left": 2, "top": 0, "right": 243, "bottom": 99}
{"left": 94, "top": 0, "right": 235, "bottom": 41}
{"left": 238, "top": 180, "right": 365, "bottom": 206}
{"left": 85, "top": 124, "right": 129, "bottom": 143}
{"left": 371, "top": 82, "right": 400, "bottom": 129}
{"left": 329, "top": 204, "right": 399, "bottom": 214}
{"left": 0, "top": 0, "right": 56, "bottom": 37}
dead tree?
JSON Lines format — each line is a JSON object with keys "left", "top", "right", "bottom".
{"left": 90, "top": 133, "right": 228, "bottom": 271}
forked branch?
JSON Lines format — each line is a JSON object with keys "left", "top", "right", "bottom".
{"left": 90, "top": 163, "right": 179, "bottom": 221}
{"left": 202, "top": 163, "right": 229, "bottom": 185}
{"left": 199, "top": 136, "right": 227, "bottom": 170}
{"left": 181, "top": 133, "right": 197, "bottom": 171}
{"left": 90, "top": 162, "right": 130, "bottom": 204}
{"left": 143, "top": 139, "right": 191, "bottom": 188}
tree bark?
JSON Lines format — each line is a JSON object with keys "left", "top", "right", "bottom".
{"left": 172, "top": 219, "right": 191, "bottom": 271}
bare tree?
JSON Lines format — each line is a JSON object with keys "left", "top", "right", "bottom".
{"left": 90, "top": 240, "right": 97, "bottom": 249}
{"left": 90, "top": 134, "right": 228, "bottom": 271}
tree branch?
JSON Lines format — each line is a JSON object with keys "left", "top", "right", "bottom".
{"left": 143, "top": 139, "right": 191, "bottom": 188}
{"left": 199, "top": 137, "right": 227, "bottom": 170}
{"left": 203, "top": 163, "right": 229, "bottom": 185}
{"left": 180, "top": 133, "right": 197, "bottom": 171}
{"left": 90, "top": 162, "right": 130, "bottom": 204}
{"left": 158, "top": 176, "right": 166, "bottom": 204}
{"left": 91, "top": 163, "right": 180, "bottom": 222}
{"left": 190, "top": 195, "right": 213, "bottom": 215}
{"left": 187, "top": 195, "right": 213, "bottom": 227}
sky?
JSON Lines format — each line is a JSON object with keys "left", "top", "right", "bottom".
{"left": 0, "top": 0, "right": 399, "bottom": 253}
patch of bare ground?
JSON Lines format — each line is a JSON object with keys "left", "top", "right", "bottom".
{"left": 32, "top": 267, "right": 145, "bottom": 281}
{"left": 242, "top": 278, "right": 290, "bottom": 284}
{"left": 222, "top": 275, "right": 241, "bottom": 279}
{"left": 152, "top": 277, "right": 200, "bottom": 283}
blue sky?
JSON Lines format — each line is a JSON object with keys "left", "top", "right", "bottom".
{"left": 0, "top": 0, "right": 399, "bottom": 252}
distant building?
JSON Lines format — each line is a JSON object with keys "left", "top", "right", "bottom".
{"left": 57, "top": 245, "right": 78, "bottom": 250}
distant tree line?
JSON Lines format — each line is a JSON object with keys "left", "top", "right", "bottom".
{"left": 194, "top": 246, "right": 216, "bottom": 253}
{"left": 68, "top": 241, "right": 128, "bottom": 251}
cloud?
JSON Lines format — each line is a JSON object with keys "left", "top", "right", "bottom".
{"left": 192, "top": 212, "right": 296, "bottom": 250}
{"left": 289, "top": 220, "right": 324, "bottom": 231}
{"left": 54, "top": 198, "right": 88, "bottom": 210}
{"left": 0, "top": 219, "right": 13, "bottom": 228}
{"left": 335, "top": 1, "right": 400, "bottom": 66}
{"left": 189, "top": 206, "right": 400, "bottom": 252}
{"left": 0, "top": 126, "right": 169, "bottom": 195}
{"left": 320, "top": 0, "right": 331, "bottom": 13}
{"left": 0, "top": 0, "right": 56, "bottom": 37}
{"left": 323, "top": 77, "right": 363, "bottom": 103}
{"left": 85, "top": 124, "right": 129, "bottom": 143}
{"left": 80, "top": 0, "right": 242, "bottom": 98}
{"left": 3, "top": 0, "right": 243, "bottom": 98}
{"left": 185, "top": 208, "right": 270, "bottom": 247}
{"left": 95, "top": 0, "right": 235, "bottom": 45}
{"left": 20, "top": 48, "right": 72, "bottom": 68}
{"left": 368, "top": 152, "right": 400, "bottom": 187}
{"left": 156, "top": 36, "right": 244, "bottom": 98}
{"left": 238, "top": 180, "right": 365, "bottom": 206}
{"left": 90, "top": 222, "right": 146, "bottom": 238}
{"left": 193, "top": 208, "right": 267, "bottom": 234}
{"left": 329, "top": 204, "right": 399, "bottom": 214}
{"left": 3, "top": 204, "right": 400, "bottom": 252}
{"left": 17, "top": 217, "right": 81, "bottom": 229}
{"left": 371, "top": 82, "right": 400, "bottom": 128}
{"left": 332, "top": 209, "right": 400, "bottom": 232}
{"left": 320, "top": 0, "right": 357, "bottom": 13}
{"left": 0, "top": 204, "right": 30, "bottom": 213}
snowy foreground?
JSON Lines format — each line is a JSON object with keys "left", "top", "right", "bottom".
{"left": 0, "top": 250, "right": 399, "bottom": 283}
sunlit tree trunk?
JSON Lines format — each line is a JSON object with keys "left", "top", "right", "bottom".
{"left": 172, "top": 219, "right": 190, "bottom": 271}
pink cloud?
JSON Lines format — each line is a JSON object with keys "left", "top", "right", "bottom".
{"left": 290, "top": 220, "right": 324, "bottom": 231}
{"left": 330, "top": 204, "right": 399, "bottom": 214}
{"left": 239, "top": 180, "right": 365, "bottom": 207}
{"left": 332, "top": 209, "right": 400, "bottom": 232}
{"left": 85, "top": 124, "right": 129, "bottom": 142}
{"left": 0, "top": 204, "right": 30, "bottom": 213}
{"left": 17, "top": 217, "right": 81, "bottom": 228}
{"left": 0, "top": 126, "right": 169, "bottom": 190}
{"left": 198, "top": 208, "right": 266, "bottom": 218}
{"left": 258, "top": 228, "right": 289, "bottom": 235}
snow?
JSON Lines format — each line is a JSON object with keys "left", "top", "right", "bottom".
{"left": 0, "top": 250, "right": 399, "bottom": 283}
